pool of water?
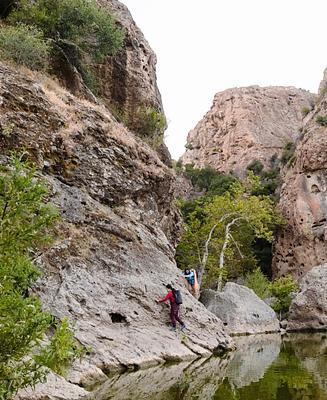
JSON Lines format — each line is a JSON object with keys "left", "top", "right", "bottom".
{"left": 89, "top": 333, "right": 327, "bottom": 400}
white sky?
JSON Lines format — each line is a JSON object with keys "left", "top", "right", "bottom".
{"left": 122, "top": 0, "right": 327, "bottom": 160}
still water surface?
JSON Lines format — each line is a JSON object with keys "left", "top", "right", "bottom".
{"left": 90, "top": 333, "right": 327, "bottom": 400}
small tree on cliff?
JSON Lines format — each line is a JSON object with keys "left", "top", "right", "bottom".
{"left": 0, "top": 155, "right": 83, "bottom": 399}
{"left": 176, "top": 173, "right": 282, "bottom": 290}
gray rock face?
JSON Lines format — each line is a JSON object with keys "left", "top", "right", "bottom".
{"left": 15, "top": 373, "right": 87, "bottom": 400}
{"left": 0, "top": 62, "right": 233, "bottom": 397}
{"left": 96, "top": 0, "right": 163, "bottom": 112}
{"left": 287, "top": 265, "right": 327, "bottom": 331}
{"left": 201, "top": 283, "right": 280, "bottom": 335}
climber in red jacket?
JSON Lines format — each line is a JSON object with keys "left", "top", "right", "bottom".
{"left": 157, "top": 284, "right": 186, "bottom": 332}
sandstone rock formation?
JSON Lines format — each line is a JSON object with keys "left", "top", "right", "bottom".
{"left": 181, "top": 86, "right": 315, "bottom": 176}
{"left": 287, "top": 265, "right": 327, "bottom": 331}
{"left": 0, "top": 62, "right": 233, "bottom": 397}
{"left": 273, "top": 71, "right": 327, "bottom": 277}
{"left": 53, "top": 0, "right": 163, "bottom": 118}
{"left": 200, "top": 283, "right": 280, "bottom": 335}
{"left": 96, "top": 0, "right": 163, "bottom": 114}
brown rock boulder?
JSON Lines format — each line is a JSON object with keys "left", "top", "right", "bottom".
{"left": 181, "top": 86, "right": 315, "bottom": 176}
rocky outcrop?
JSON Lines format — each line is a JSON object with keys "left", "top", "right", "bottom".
{"left": 181, "top": 86, "right": 315, "bottom": 176}
{"left": 0, "top": 62, "right": 233, "bottom": 397}
{"left": 273, "top": 71, "right": 327, "bottom": 277}
{"left": 200, "top": 283, "right": 280, "bottom": 335}
{"left": 96, "top": 0, "right": 163, "bottom": 115}
{"left": 16, "top": 373, "right": 87, "bottom": 400}
{"left": 287, "top": 265, "right": 327, "bottom": 331}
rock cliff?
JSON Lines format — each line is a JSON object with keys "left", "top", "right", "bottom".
{"left": 273, "top": 71, "right": 327, "bottom": 277}
{"left": 181, "top": 86, "right": 315, "bottom": 176}
{"left": 0, "top": 61, "right": 232, "bottom": 397}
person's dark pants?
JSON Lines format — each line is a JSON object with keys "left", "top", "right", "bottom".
{"left": 170, "top": 303, "right": 184, "bottom": 328}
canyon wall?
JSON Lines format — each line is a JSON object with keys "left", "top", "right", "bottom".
{"left": 182, "top": 86, "right": 315, "bottom": 176}
{"left": 0, "top": 60, "right": 231, "bottom": 399}
{"left": 273, "top": 71, "right": 327, "bottom": 278}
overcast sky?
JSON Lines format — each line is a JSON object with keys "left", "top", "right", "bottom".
{"left": 122, "top": 0, "right": 327, "bottom": 160}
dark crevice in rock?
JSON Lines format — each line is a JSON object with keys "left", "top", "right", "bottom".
{"left": 110, "top": 313, "right": 127, "bottom": 324}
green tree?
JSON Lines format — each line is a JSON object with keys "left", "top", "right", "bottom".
{"left": 269, "top": 275, "right": 298, "bottom": 314}
{"left": 0, "top": 155, "right": 83, "bottom": 398}
{"left": 176, "top": 173, "right": 282, "bottom": 290}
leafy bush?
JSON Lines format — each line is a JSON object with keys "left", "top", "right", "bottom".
{"left": 185, "top": 143, "right": 194, "bottom": 150}
{"left": 301, "top": 107, "right": 311, "bottom": 116}
{"left": 133, "top": 106, "right": 166, "bottom": 139}
{"left": 269, "top": 275, "right": 298, "bottom": 313}
{"left": 316, "top": 115, "right": 327, "bottom": 126}
{"left": 0, "top": 24, "right": 49, "bottom": 69}
{"left": 183, "top": 165, "right": 237, "bottom": 195}
{"left": 36, "top": 318, "right": 85, "bottom": 376}
{"left": 0, "top": 155, "right": 83, "bottom": 397}
{"left": 280, "top": 141, "right": 296, "bottom": 166}
{"left": 9, "top": 0, "right": 124, "bottom": 62}
{"left": 245, "top": 267, "right": 271, "bottom": 299}
{"left": 247, "top": 159, "right": 264, "bottom": 175}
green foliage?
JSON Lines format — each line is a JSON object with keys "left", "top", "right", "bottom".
{"left": 8, "top": 0, "right": 124, "bottom": 62}
{"left": 316, "top": 115, "right": 327, "bottom": 126}
{"left": 0, "top": 24, "right": 49, "bottom": 70}
{"left": 280, "top": 141, "right": 296, "bottom": 166}
{"left": 185, "top": 143, "right": 194, "bottom": 150}
{"left": 0, "top": 155, "right": 83, "bottom": 398}
{"left": 269, "top": 275, "right": 298, "bottom": 313}
{"left": 245, "top": 267, "right": 271, "bottom": 299}
{"left": 172, "top": 159, "right": 183, "bottom": 174}
{"left": 247, "top": 159, "right": 264, "bottom": 175}
{"left": 183, "top": 165, "right": 237, "bottom": 196}
{"left": 301, "top": 106, "right": 311, "bottom": 116}
{"left": 36, "top": 318, "right": 85, "bottom": 376}
{"left": 176, "top": 175, "right": 283, "bottom": 287}
{"left": 133, "top": 106, "right": 166, "bottom": 140}
{"left": 247, "top": 159, "right": 281, "bottom": 198}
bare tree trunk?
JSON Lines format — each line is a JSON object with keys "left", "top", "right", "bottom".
{"left": 197, "top": 223, "right": 217, "bottom": 286}
{"left": 217, "top": 217, "right": 242, "bottom": 291}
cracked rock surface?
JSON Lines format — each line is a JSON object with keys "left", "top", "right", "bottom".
{"left": 0, "top": 63, "right": 233, "bottom": 398}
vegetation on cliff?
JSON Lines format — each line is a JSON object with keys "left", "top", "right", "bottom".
{"left": 0, "top": 156, "right": 83, "bottom": 398}
{"left": 0, "top": 0, "right": 124, "bottom": 87}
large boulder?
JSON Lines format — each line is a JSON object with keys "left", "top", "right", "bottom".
{"left": 287, "top": 265, "right": 327, "bottom": 331}
{"left": 201, "top": 283, "right": 280, "bottom": 335}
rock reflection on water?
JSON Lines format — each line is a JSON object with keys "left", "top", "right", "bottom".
{"left": 87, "top": 334, "right": 327, "bottom": 400}
{"left": 87, "top": 356, "right": 230, "bottom": 400}
{"left": 225, "top": 333, "right": 281, "bottom": 388}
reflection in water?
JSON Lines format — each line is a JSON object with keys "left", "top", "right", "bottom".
{"left": 87, "top": 334, "right": 327, "bottom": 400}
